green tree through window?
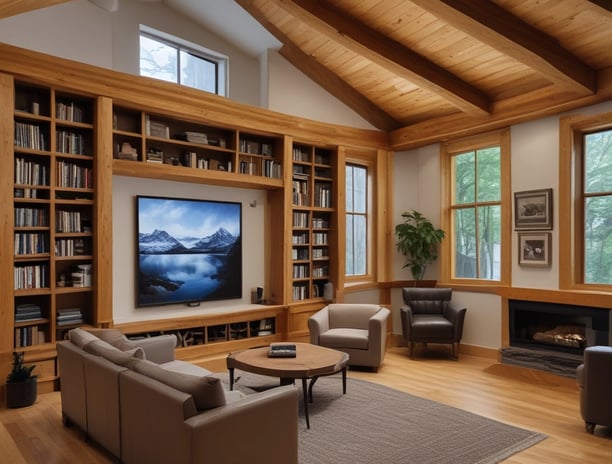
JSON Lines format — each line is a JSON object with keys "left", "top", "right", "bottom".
{"left": 584, "top": 129, "right": 612, "bottom": 284}
{"left": 452, "top": 147, "right": 501, "bottom": 280}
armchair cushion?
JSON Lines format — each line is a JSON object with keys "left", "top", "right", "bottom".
{"left": 320, "top": 328, "right": 369, "bottom": 350}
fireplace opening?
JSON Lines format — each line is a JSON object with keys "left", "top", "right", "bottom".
{"left": 503, "top": 300, "right": 611, "bottom": 377}
{"left": 509, "top": 300, "right": 610, "bottom": 355}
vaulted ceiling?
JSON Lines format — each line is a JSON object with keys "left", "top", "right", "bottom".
{"left": 2, "top": 0, "right": 612, "bottom": 150}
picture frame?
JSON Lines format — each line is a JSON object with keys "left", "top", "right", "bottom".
{"left": 518, "top": 232, "right": 551, "bottom": 267}
{"left": 514, "top": 188, "right": 553, "bottom": 230}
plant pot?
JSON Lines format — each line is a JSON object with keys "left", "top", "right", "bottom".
{"left": 409, "top": 279, "right": 438, "bottom": 288}
{"left": 6, "top": 377, "right": 37, "bottom": 408}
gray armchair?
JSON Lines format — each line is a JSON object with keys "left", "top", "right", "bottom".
{"left": 576, "top": 345, "right": 612, "bottom": 434}
{"left": 309, "top": 304, "right": 390, "bottom": 370}
{"left": 400, "top": 287, "right": 467, "bottom": 358}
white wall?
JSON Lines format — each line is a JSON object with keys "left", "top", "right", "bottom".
{"left": 0, "top": 0, "right": 260, "bottom": 107}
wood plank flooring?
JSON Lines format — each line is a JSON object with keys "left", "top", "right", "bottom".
{"left": 0, "top": 346, "right": 610, "bottom": 463}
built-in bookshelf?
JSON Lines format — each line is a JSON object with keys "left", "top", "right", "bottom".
{"left": 290, "top": 143, "right": 336, "bottom": 301}
{"left": 11, "top": 81, "right": 96, "bottom": 350}
{"left": 111, "top": 106, "right": 283, "bottom": 184}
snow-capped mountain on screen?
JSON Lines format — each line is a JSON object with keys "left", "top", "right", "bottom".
{"left": 139, "top": 228, "right": 236, "bottom": 254}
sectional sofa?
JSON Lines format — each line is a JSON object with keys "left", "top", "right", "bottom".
{"left": 56, "top": 328, "right": 298, "bottom": 464}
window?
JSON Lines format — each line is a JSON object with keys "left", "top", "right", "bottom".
{"left": 346, "top": 164, "right": 367, "bottom": 276}
{"left": 583, "top": 129, "right": 612, "bottom": 284}
{"left": 139, "top": 27, "right": 227, "bottom": 96}
{"left": 560, "top": 113, "right": 612, "bottom": 289}
{"left": 441, "top": 131, "right": 510, "bottom": 284}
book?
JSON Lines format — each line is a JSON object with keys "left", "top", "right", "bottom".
{"left": 268, "top": 343, "right": 297, "bottom": 358}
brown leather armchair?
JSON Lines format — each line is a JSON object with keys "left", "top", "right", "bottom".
{"left": 576, "top": 345, "right": 612, "bottom": 434}
{"left": 400, "top": 287, "right": 467, "bottom": 358}
{"left": 309, "top": 303, "right": 390, "bottom": 370}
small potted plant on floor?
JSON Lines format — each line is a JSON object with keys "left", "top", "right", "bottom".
{"left": 5, "top": 351, "right": 37, "bottom": 408}
{"left": 395, "top": 210, "right": 445, "bottom": 284}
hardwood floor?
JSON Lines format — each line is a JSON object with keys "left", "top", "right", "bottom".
{"left": 0, "top": 347, "right": 610, "bottom": 463}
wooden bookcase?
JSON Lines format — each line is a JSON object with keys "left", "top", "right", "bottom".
{"left": 290, "top": 142, "right": 338, "bottom": 302}
{"left": 111, "top": 105, "right": 284, "bottom": 189}
{"left": 0, "top": 43, "right": 388, "bottom": 395}
{"left": 11, "top": 81, "right": 99, "bottom": 348}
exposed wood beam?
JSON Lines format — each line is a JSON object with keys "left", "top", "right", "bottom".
{"left": 586, "top": 0, "right": 612, "bottom": 13}
{"left": 0, "top": 0, "right": 71, "bottom": 18}
{"left": 279, "top": 43, "right": 403, "bottom": 131}
{"left": 390, "top": 66, "right": 612, "bottom": 151}
{"left": 411, "top": 0, "right": 596, "bottom": 94}
{"left": 283, "top": 0, "right": 491, "bottom": 117}
{"left": 236, "top": 0, "right": 404, "bottom": 130}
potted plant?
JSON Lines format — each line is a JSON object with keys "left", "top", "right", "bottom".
{"left": 5, "top": 351, "right": 37, "bottom": 408}
{"left": 395, "top": 210, "right": 446, "bottom": 283}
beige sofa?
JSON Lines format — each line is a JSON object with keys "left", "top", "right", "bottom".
{"left": 56, "top": 328, "right": 298, "bottom": 464}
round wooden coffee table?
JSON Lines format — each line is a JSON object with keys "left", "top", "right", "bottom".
{"left": 226, "top": 343, "right": 349, "bottom": 428}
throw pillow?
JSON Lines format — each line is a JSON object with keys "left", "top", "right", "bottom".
{"left": 132, "top": 359, "right": 226, "bottom": 410}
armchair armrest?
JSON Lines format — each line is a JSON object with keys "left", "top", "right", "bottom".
{"left": 188, "top": 385, "right": 299, "bottom": 464}
{"left": 399, "top": 305, "right": 413, "bottom": 340}
{"left": 132, "top": 334, "right": 177, "bottom": 364}
{"left": 444, "top": 303, "right": 467, "bottom": 341}
{"left": 368, "top": 306, "right": 390, "bottom": 353}
{"left": 308, "top": 306, "right": 330, "bottom": 344}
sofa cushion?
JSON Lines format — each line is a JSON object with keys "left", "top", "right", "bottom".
{"left": 320, "top": 328, "right": 369, "bottom": 350}
{"left": 69, "top": 327, "right": 100, "bottom": 348}
{"left": 83, "top": 339, "right": 145, "bottom": 364}
{"left": 132, "top": 359, "right": 226, "bottom": 410}
{"left": 85, "top": 328, "right": 140, "bottom": 352}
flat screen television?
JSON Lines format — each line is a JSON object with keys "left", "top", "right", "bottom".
{"left": 136, "top": 195, "right": 242, "bottom": 307}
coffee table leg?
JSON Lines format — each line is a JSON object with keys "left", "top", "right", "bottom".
{"left": 301, "top": 377, "right": 310, "bottom": 429}
{"left": 228, "top": 367, "right": 234, "bottom": 391}
{"left": 342, "top": 367, "right": 347, "bottom": 394}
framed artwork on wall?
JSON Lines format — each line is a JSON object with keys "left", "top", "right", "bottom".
{"left": 518, "top": 232, "right": 551, "bottom": 267}
{"left": 514, "top": 188, "right": 553, "bottom": 230}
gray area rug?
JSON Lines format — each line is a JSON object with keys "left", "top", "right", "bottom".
{"left": 226, "top": 373, "right": 547, "bottom": 464}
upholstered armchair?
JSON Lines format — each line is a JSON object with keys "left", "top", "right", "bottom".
{"left": 400, "top": 287, "right": 467, "bottom": 358}
{"left": 576, "top": 345, "right": 612, "bottom": 434}
{"left": 308, "top": 304, "right": 391, "bottom": 370}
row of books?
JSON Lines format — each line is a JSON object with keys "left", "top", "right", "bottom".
{"left": 14, "top": 232, "right": 48, "bottom": 255}
{"left": 56, "top": 160, "right": 93, "bottom": 189}
{"left": 56, "top": 130, "right": 88, "bottom": 155}
{"left": 15, "top": 121, "right": 47, "bottom": 151}
{"left": 238, "top": 159, "right": 282, "bottom": 178}
{"left": 292, "top": 180, "right": 309, "bottom": 206}
{"left": 15, "top": 157, "right": 48, "bottom": 185}
{"left": 292, "top": 263, "right": 309, "bottom": 279}
{"left": 55, "top": 238, "right": 87, "bottom": 257}
{"left": 15, "top": 325, "right": 46, "bottom": 347}
{"left": 15, "top": 207, "right": 49, "bottom": 227}
{"left": 314, "top": 184, "right": 332, "bottom": 208}
{"left": 56, "top": 101, "right": 87, "bottom": 123}
{"left": 239, "top": 139, "right": 272, "bottom": 156}
{"left": 56, "top": 210, "right": 83, "bottom": 233}
{"left": 14, "top": 264, "right": 48, "bottom": 290}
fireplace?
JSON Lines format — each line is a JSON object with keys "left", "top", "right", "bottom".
{"left": 503, "top": 299, "right": 611, "bottom": 377}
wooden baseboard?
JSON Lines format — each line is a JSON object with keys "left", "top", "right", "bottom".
{"left": 388, "top": 334, "right": 498, "bottom": 359}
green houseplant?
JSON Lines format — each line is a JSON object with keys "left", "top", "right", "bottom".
{"left": 5, "top": 351, "right": 37, "bottom": 408}
{"left": 395, "top": 210, "right": 446, "bottom": 282}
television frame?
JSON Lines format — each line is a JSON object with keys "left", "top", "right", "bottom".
{"left": 135, "top": 195, "right": 242, "bottom": 307}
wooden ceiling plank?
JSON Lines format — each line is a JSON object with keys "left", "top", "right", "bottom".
{"left": 411, "top": 0, "right": 597, "bottom": 94}
{"left": 391, "top": 66, "right": 612, "bottom": 150}
{"left": 586, "top": 0, "right": 612, "bottom": 14}
{"left": 236, "top": 0, "right": 401, "bottom": 130}
{"left": 272, "top": 0, "right": 492, "bottom": 116}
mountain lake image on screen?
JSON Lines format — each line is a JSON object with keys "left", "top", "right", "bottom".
{"left": 136, "top": 195, "right": 242, "bottom": 306}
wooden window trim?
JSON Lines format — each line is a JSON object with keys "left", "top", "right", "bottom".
{"left": 559, "top": 111, "right": 612, "bottom": 291}
{"left": 440, "top": 129, "right": 511, "bottom": 287}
